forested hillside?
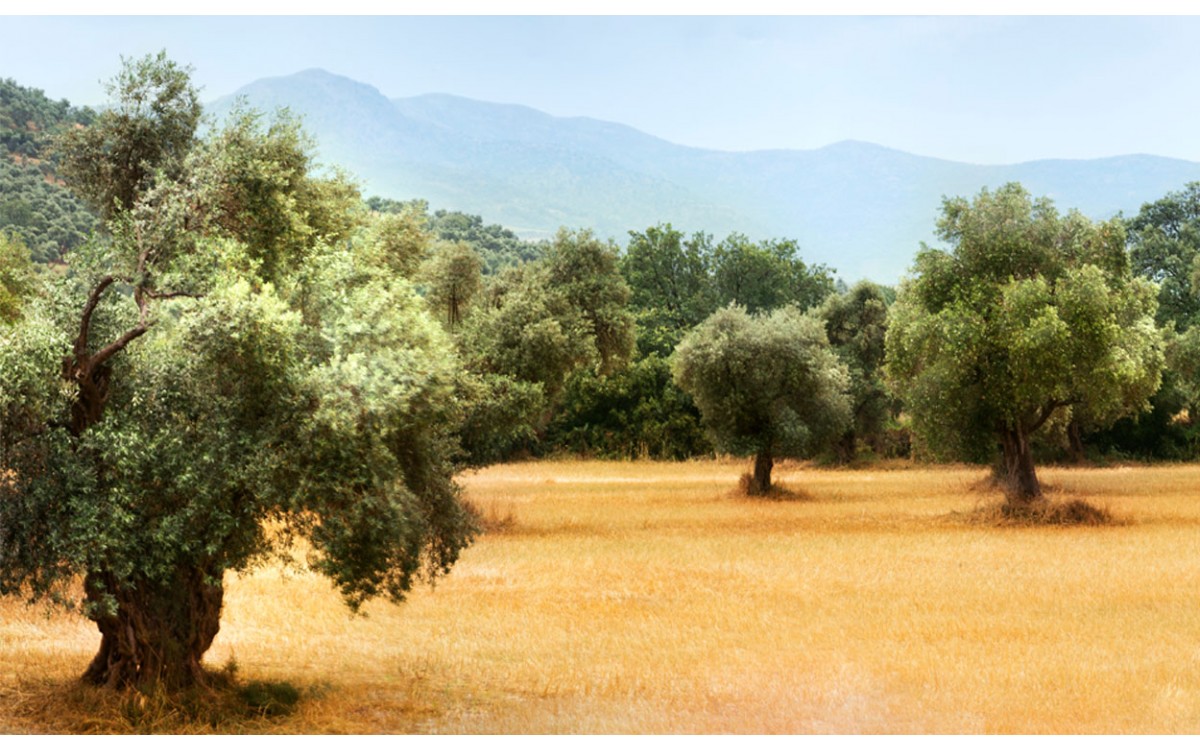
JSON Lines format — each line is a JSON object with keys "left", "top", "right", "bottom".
{"left": 0, "top": 78, "right": 96, "bottom": 262}
{"left": 366, "top": 196, "right": 546, "bottom": 274}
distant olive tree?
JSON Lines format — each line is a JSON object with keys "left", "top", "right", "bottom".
{"left": 420, "top": 240, "right": 483, "bottom": 328}
{"left": 673, "top": 304, "right": 850, "bottom": 495}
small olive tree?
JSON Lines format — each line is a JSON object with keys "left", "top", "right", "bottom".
{"left": 420, "top": 240, "right": 484, "bottom": 329}
{"left": 672, "top": 304, "right": 850, "bottom": 494}
{"left": 885, "top": 183, "right": 1164, "bottom": 504}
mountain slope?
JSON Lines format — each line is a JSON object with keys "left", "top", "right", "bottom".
{"left": 0, "top": 77, "right": 97, "bottom": 263}
{"left": 210, "top": 69, "right": 1200, "bottom": 282}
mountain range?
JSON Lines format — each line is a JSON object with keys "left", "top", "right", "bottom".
{"left": 211, "top": 69, "right": 1200, "bottom": 283}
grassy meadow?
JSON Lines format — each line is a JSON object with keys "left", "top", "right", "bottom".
{"left": 3, "top": 459, "right": 1200, "bottom": 733}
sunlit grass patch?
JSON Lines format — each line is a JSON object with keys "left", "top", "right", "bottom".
{"left": 4, "top": 459, "right": 1200, "bottom": 733}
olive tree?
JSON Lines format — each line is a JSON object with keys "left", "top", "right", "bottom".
{"left": 0, "top": 55, "right": 474, "bottom": 690}
{"left": 672, "top": 304, "right": 850, "bottom": 495}
{"left": 55, "top": 51, "right": 200, "bottom": 223}
{"left": 885, "top": 183, "right": 1164, "bottom": 503}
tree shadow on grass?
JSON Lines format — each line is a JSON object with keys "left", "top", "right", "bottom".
{"left": 732, "top": 474, "right": 816, "bottom": 502}
{"left": 951, "top": 496, "right": 1125, "bottom": 527}
{"left": 1, "top": 665, "right": 305, "bottom": 733}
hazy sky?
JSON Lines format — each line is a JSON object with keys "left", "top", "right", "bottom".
{"left": 4, "top": 15, "right": 1200, "bottom": 165}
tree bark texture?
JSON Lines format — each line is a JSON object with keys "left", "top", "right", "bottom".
{"left": 82, "top": 565, "right": 224, "bottom": 690}
{"left": 1000, "top": 426, "right": 1042, "bottom": 502}
{"left": 748, "top": 449, "right": 774, "bottom": 496}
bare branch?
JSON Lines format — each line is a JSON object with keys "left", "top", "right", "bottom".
{"left": 76, "top": 275, "right": 116, "bottom": 358}
{"left": 90, "top": 324, "right": 150, "bottom": 370}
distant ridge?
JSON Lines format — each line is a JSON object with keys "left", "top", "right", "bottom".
{"left": 211, "top": 69, "right": 1200, "bottom": 283}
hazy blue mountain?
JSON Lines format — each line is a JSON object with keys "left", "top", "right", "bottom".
{"left": 210, "top": 69, "right": 1200, "bottom": 283}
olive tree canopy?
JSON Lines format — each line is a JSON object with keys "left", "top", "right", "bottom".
{"left": 885, "top": 183, "right": 1164, "bottom": 502}
{"left": 0, "top": 54, "right": 474, "bottom": 690}
{"left": 672, "top": 304, "right": 850, "bottom": 495}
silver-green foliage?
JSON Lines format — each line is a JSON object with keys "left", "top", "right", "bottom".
{"left": 672, "top": 304, "right": 851, "bottom": 462}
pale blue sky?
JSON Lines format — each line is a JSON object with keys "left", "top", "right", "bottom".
{"left": 3, "top": 15, "right": 1199, "bottom": 165}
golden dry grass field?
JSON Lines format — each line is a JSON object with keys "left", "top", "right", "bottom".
{"left": 3, "top": 459, "right": 1200, "bottom": 733}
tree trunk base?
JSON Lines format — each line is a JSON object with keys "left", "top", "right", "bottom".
{"left": 83, "top": 567, "right": 224, "bottom": 690}
{"left": 1067, "top": 420, "right": 1086, "bottom": 464}
{"left": 999, "top": 427, "right": 1042, "bottom": 502}
{"left": 743, "top": 451, "right": 774, "bottom": 496}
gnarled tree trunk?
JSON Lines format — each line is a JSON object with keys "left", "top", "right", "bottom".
{"left": 747, "top": 449, "right": 774, "bottom": 496}
{"left": 82, "top": 564, "right": 224, "bottom": 690}
{"left": 999, "top": 426, "right": 1041, "bottom": 504}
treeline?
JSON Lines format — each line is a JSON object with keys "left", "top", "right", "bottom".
{"left": 363, "top": 182, "right": 1200, "bottom": 472}
{"left": 4, "top": 69, "right": 1199, "bottom": 469}
{"left": 363, "top": 205, "right": 852, "bottom": 462}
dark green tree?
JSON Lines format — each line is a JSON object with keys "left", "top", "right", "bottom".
{"left": 1127, "top": 182, "right": 1200, "bottom": 331}
{"left": 1091, "top": 182, "right": 1200, "bottom": 460}
{"left": 546, "top": 355, "right": 712, "bottom": 460}
{"left": 818, "top": 281, "right": 895, "bottom": 462}
{"left": 621, "top": 224, "right": 717, "bottom": 356}
{"left": 455, "top": 229, "right": 635, "bottom": 462}
{"left": 710, "top": 234, "right": 835, "bottom": 315}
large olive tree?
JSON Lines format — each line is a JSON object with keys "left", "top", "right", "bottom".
{"left": 885, "top": 183, "right": 1164, "bottom": 503}
{"left": 673, "top": 304, "right": 850, "bottom": 495}
{"left": 0, "top": 55, "right": 474, "bottom": 690}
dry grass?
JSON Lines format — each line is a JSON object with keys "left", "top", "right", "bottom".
{"left": 4, "top": 459, "right": 1200, "bottom": 733}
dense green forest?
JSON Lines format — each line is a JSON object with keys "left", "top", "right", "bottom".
{"left": 0, "top": 78, "right": 96, "bottom": 262}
